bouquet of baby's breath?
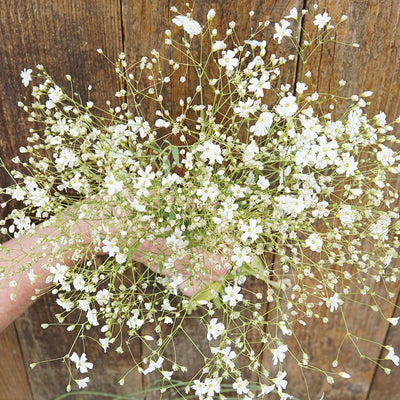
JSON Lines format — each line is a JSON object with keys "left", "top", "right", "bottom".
{"left": 2, "top": 3, "right": 400, "bottom": 399}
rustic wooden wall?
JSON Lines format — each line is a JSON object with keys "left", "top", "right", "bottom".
{"left": 1, "top": 1, "right": 400, "bottom": 399}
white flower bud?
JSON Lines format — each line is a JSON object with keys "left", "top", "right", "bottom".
{"left": 207, "top": 9, "right": 216, "bottom": 20}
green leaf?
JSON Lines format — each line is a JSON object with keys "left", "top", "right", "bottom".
{"left": 171, "top": 146, "right": 182, "bottom": 167}
{"left": 143, "top": 143, "right": 160, "bottom": 152}
{"left": 163, "top": 159, "right": 171, "bottom": 176}
{"left": 239, "top": 255, "right": 268, "bottom": 283}
{"left": 187, "top": 281, "right": 224, "bottom": 313}
{"left": 192, "top": 281, "right": 223, "bottom": 302}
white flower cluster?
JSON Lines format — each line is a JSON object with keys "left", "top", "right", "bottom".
{"left": 2, "top": 4, "right": 400, "bottom": 399}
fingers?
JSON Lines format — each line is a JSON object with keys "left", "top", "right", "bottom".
{"left": 142, "top": 249, "right": 229, "bottom": 296}
{"left": 134, "top": 238, "right": 230, "bottom": 296}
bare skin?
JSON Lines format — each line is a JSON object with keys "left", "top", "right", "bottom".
{"left": 0, "top": 213, "right": 228, "bottom": 332}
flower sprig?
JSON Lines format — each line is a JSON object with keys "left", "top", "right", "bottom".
{"left": 2, "top": 4, "right": 400, "bottom": 399}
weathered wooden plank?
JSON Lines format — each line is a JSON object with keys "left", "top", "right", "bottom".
{"left": 367, "top": 299, "right": 400, "bottom": 399}
{"left": 0, "top": 324, "right": 33, "bottom": 400}
{"left": 274, "top": 1, "right": 400, "bottom": 399}
{"left": 300, "top": 0, "right": 400, "bottom": 121}
{"left": 0, "top": 0, "right": 144, "bottom": 398}
{"left": 15, "top": 281, "right": 144, "bottom": 399}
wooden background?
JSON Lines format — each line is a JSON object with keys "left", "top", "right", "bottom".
{"left": 1, "top": 0, "right": 400, "bottom": 399}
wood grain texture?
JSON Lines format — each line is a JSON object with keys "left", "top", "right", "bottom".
{"left": 0, "top": 324, "right": 33, "bottom": 400}
{"left": 0, "top": 0, "right": 140, "bottom": 398}
{"left": 279, "top": 1, "right": 400, "bottom": 399}
{"left": 367, "top": 298, "right": 400, "bottom": 399}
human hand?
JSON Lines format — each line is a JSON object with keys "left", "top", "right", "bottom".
{"left": 135, "top": 238, "right": 230, "bottom": 297}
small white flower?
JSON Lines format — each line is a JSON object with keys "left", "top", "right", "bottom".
{"left": 275, "top": 93, "right": 298, "bottom": 118}
{"left": 296, "top": 81, "right": 308, "bottom": 94}
{"left": 203, "top": 378, "right": 221, "bottom": 397}
{"left": 207, "top": 318, "right": 225, "bottom": 341}
{"left": 207, "top": 9, "right": 216, "bottom": 20}
{"left": 155, "top": 118, "right": 171, "bottom": 128}
{"left": 20, "top": 68, "right": 32, "bottom": 87}
{"left": 234, "top": 98, "right": 257, "bottom": 118}
{"left": 218, "top": 49, "right": 239, "bottom": 71}
{"left": 142, "top": 357, "right": 164, "bottom": 375}
{"left": 55, "top": 148, "right": 78, "bottom": 171}
{"left": 136, "top": 165, "right": 155, "bottom": 188}
{"left": 115, "top": 252, "right": 127, "bottom": 264}
{"left": 128, "top": 197, "right": 146, "bottom": 212}
{"left": 86, "top": 308, "right": 99, "bottom": 326}
{"left": 220, "top": 197, "right": 238, "bottom": 220}
{"left": 76, "top": 377, "right": 90, "bottom": 389}
{"left": 222, "top": 285, "right": 244, "bottom": 307}
{"left": 49, "top": 263, "right": 68, "bottom": 285}
{"left": 305, "top": 233, "right": 323, "bottom": 252}
{"left": 386, "top": 346, "right": 400, "bottom": 366}
{"left": 285, "top": 8, "right": 298, "bottom": 19}
{"left": 325, "top": 293, "right": 343, "bottom": 312}
{"left": 56, "top": 298, "right": 74, "bottom": 311}
{"left": 182, "top": 151, "right": 194, "bottom": 170}
{"left": 250, "top": 111, "right": 274, "bottom": 136}
{"left": 232, "top": 246, "right": 252, "bottom": 267}
{"left": 73, "top": 274, "right": 86, "bottom": 291}
{"left": 104, "top": 173, "right": 124, "bottom": 195}
{"left": 375, "top": 111, "right": 387, "bottom": 127}
{"left": 197, "top": 140, "right": 223, "bottom": 165}
{"left": 259, "top": 384, "right": 276, "bottom": 395}
{"left": 248, "top": 74, "right": 271, "bottom": 97}
{"left": 192, "top": 380, "right": 208, "bottom": 397}
{"left": 212, "top": 40, "right": 227, "bottom": 52}
{"left": 273, "top": 20, "right": 292, "bottom": 43}
{"left": 166, "top": 229, "right": 188, "bottom": 250}
{"left": 128, "top": 116, "right": 151, "bottom": 138}
{"left": 102, "top": 238, "right": 120, "bottom": 257}
{"left": 233, "top": 377, "right": 249, "bottom": 395}
{"left": 69, "top": 173, "right": 85, "bottom": 193}
{"left": 338, "top": 205, "right": 359, "bottom": 227}
{"left": 12, "top": 186, "right": 25, "bottom": 201}
{"left": 161, "top": 370, "right": 174, "bottom": 380}
{"left": 27, "top": 268, "right": 38, "bottom": 284}
{"left": 257, "top": 176, "right": 270, "bottom": 190}
{"left": 99, "top": 338, "right": 110, "bottom": 352}
{"left": 272, "top": 344, "right": 288, "bottom": 365}
{"left": 219, "top": 346, "right": 236, "bottom": 368}
{"left": 48, "top": 86, "right": 63, "bottom": 103}
{"left": 127, "top": 310, "right": 144, "bottom": 330}
{"left": 78, "top": 299, "right": 90, "bottom": 312}
{"left": 240, "top": 218, "right": 263, "bottom": 242}
{"left": 70, "top": 352, "right": 93, "bottom": 374}
{"left": 335, "top": 153, "right": 358, "bottom": 177}
{"left": 161, "top": 173, "right": 180, "bottom": 187}
{"left": 377, "top": 146, "right": 395, "bottom": 166}
{"left": 172, "top": 15, "right": 202, "bottom": 37}
{"left": 314, "top": 12, "right": 331, "bottom": 29}
{"left": 362, "top": 90, "right": 373, "bottom": 97}
{"left": 273, "top": 370, "right": 288, "bottom": 393}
